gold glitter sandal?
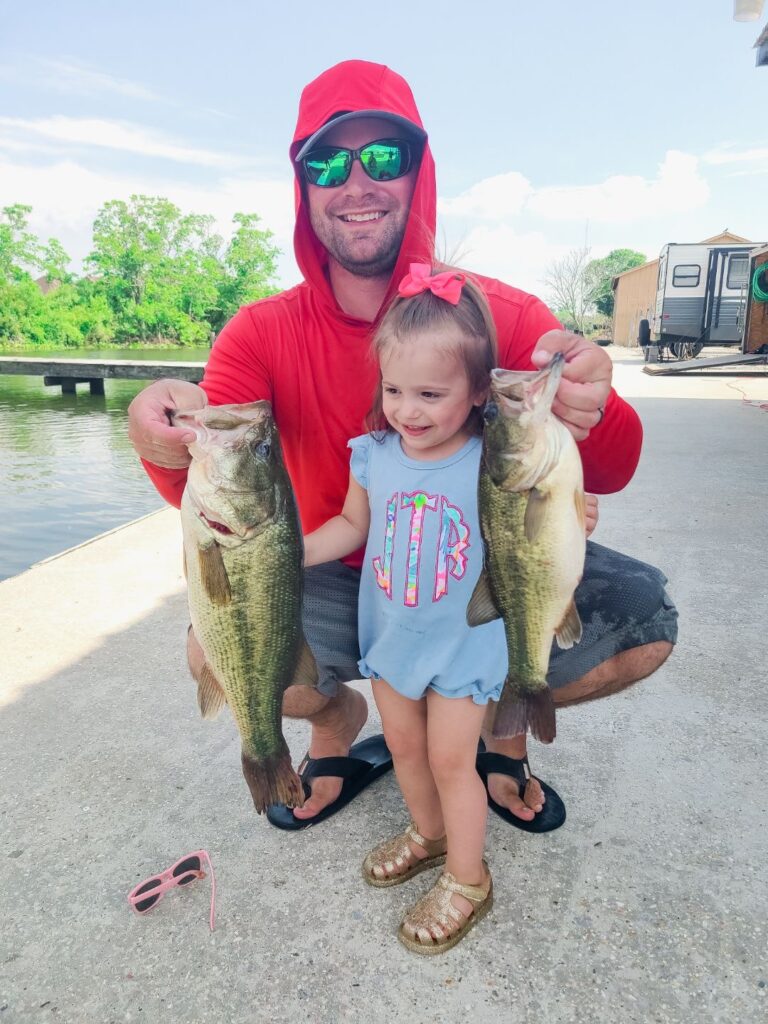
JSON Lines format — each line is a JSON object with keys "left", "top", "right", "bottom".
{"left": 397, "top": 863, "right": 493, "bottom": 954}
{"left": 362, "top": 822, "right": 447, "bottom": 888}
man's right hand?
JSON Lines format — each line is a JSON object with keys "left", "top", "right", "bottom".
{"left": 127, "top": 379, "right": 207, "bottom": 468}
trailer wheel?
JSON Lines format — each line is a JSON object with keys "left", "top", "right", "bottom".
{"left": 669, "top": 341, "right": 704, "bottom": 360}
{"left": 638, "top": 319, "right": 651, "bottom": 347}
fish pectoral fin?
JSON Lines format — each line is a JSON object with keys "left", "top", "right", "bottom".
{"left": 555, "top": 598, "right": 583, "bottom": 649}
{"left": 196, "top": 661, "right": 228, "bottom": 719}
{"left": 466, "top": 569, "right": 502, "bottom": 627}
{"left": 523, "top": 487, "right": 549, "bottom": 542}
{"left": 198, "top": 541, "right": 231, "bottom": 605}
{"left": 574, "top": 488, "right": 587, "bottom": 533}
{"left": 292, "top": 635, "right": 319, "bottom": 688}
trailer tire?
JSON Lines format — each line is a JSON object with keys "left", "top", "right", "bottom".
{"left": 638, "top": 319, "right": 651, "bottom": 347}
{"left": 669, "top": 341, "right": 704, "bottom": 360}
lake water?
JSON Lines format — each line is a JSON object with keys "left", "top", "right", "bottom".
{"left": 0, "top": 348, "right": 209, "bottom": 581}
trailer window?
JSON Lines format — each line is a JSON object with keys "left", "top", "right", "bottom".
{"left": 672, "top": 264, "right": 700, "bottom": 287}
{"left": 726, "top": 255, "right": 749, "bottom": 289}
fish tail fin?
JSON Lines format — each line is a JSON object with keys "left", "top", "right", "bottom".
{"left": 241, "top": 748, "right": 305, "bottom": 814}
{"left": 491, "top": 684, "right": 556, "bottom": 744}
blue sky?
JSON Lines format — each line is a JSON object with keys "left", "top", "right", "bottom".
{"left": 1, "top": 0, "right": 767, "bottom": 298}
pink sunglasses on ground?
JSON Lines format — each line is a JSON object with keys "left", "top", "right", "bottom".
{"left": 127, "top": 850, "right": 216, "bottom": 931}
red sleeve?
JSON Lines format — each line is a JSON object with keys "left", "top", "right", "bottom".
{"left": 138, "top": 305, "right": 274, "bottom": 508}
{"left": 489, "top": 287, "right": 643, "bottom": 495}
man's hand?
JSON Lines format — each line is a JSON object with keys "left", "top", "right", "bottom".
{"left": 532, "top": 330, "right": 612, "bottom": 441}
{"left": 585, "top": 493, "right": 599, "bottom": 537}
{"left": 127, "top": 379, "right": 207, "bottom": 468}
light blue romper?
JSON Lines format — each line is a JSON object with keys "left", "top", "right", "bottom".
{"left": 349, "top": 431, "right": 506, "bottom": 704}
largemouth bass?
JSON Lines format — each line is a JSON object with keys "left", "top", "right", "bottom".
{"left": 467, "top": 354, "right": 586, "bottom": 742}
{"left": 173, "top": 400, "right": 315, "bottom": 812}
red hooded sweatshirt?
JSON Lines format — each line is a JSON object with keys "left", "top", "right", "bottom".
{"left": 143, "top": 61, "right": 642, "bottom": 566}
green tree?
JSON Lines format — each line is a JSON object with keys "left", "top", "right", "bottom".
{"left": 212, "top": 212, "right": 280, "bottom": 331}
{"left": 0, "top": 204, "right": 70, "bottom": 284}
{"left": 85, "top": 196, "right": 279, "bottom": 344}
{"left": 586, "top": 248, "right": 646, "bottom": 317}
{"left": 0, "top": 196, "right": 281, "bottom": 350}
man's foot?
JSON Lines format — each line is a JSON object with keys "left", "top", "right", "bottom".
{"left": 476, "top": 745, "right": 566, "bottom": 833}
{"left": 486, "top": 770, "right": 545, "bottom": 821}
{"left": 292, "top": 685, "right": 368, "bottom": 820}
{"left": 483, "top": 737, "right": 544, "bottom": 822}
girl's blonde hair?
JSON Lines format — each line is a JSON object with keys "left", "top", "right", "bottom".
{"left": 366, "top": 267, "right": 498, "bottom": 437}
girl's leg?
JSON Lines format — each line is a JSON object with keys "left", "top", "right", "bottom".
{"left": 425, "top": 692, "right": 489, "bottom": 925}
{"left": 370, "top": 679, "right": 444, "bottom": 874}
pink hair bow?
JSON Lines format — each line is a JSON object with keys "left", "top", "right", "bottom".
{"left": 397, "top": 263, "right": 465, "bottom": 305}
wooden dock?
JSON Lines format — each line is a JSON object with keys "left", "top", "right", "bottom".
{"left": 0, "top": 356, "right": 205, "bottom": 394}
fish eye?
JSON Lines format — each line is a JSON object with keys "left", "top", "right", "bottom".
{"left": 483, "top": 402, "right": 499, "bottom": 423}
{"left": 255, "top": 441, "right": 271, "bottom": 459}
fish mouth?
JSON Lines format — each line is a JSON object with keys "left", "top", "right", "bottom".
{"left": 490, "top": 355, "right": 564, "bottom": 419}
{"left": 187, "top": 489, "right": 261, "bottom": 539}
{"left": 196, "top": 511, "right": 261, "bottom": 541}
{"left": 200, "top": 513, "right": 235, "bottom": 536}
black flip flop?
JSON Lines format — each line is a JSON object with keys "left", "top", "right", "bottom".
{"left": 476, "top": 748, "right": 566, "bottom": 834}
{"left": 265, "top": 734, "right": 393, "bottom": 831}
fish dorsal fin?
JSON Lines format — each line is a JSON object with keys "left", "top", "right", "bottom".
{"left": 524, "top": 487, "right": 549, "bottom": 542}
{"left": 198, "top": 541, "right": 232, "bottom": 605}
{"left": 574, "top": 489, "right": 587, "bottom": 533}
{"left": 467, "top": 569, "right": 502, "bottom": 627}
{"left": 555, "top": 598, "right": 583, "bottom": 649}
{"left": 197, "top": 662, "right": 228, "bottom": 719}
{"left": 292, "top": 636, "right": 319, "bottom": 688}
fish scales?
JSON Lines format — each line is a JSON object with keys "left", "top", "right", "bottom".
{"left": 470, "top": 355, "right": 586, "bottom": 742}
{"left": 184, "top": 511, "right": 301, "bottom": 758}
{"left": 175, "top": 400, "right": 314, "bottom": 812}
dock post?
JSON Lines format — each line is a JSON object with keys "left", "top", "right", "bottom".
{"left": 89, "top": 379, "right": 105, "bottom": 396}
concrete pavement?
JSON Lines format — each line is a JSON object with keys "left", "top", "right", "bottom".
{"left": 1, "top": 349, "right": 766, "bottom": 1024}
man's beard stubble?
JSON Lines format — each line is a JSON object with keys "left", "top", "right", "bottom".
{"left": 309, "top": 207, "right": 408, "bottom": 280}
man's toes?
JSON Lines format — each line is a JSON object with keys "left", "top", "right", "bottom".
{"left": 487, "top": 776, "right": 536, "bottom": 821}
{"left": 292, "top": 778, "right": 342, "bottom": 819}
{"left": 523, "top": 778, "right": 545, "bottom": 813}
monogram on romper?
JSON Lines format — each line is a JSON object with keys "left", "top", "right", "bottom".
{"left": 372, "top": 491, "right": 471, "bottom": 606}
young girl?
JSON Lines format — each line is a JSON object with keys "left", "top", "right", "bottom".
{"left": 303, "top": 263, "right": 505, "bottom": 954}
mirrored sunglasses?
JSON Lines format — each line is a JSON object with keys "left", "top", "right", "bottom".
{"left": 302, "top": 138, "right": 414, "bottom": 188}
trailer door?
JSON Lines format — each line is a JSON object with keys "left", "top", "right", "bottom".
{"left": 704, "top": 249, "right": 750, "bottom": 344}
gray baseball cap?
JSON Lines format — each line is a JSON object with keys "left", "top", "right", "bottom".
{"left": 295, "top": 109, "right": 427, "bottom": 162}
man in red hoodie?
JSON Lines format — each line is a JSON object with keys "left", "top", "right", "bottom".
{"left": 128, "top": 61, "right": 677, "bottom": 832}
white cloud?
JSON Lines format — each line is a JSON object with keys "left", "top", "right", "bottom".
{"left": 438, "top": 222, "right": 572, "bottom": 297}
{"left": 703, "top": 145, "right": 768, "bottom": 164}
{"left": 0, "top": 116, "right": 252, "bottom": 168}
{"left": 440, "top": 150, "right": 709, "bottom": 226}
{"left": 529, "top": 151, "right": 709, "bottom": 223}
{"left": 38, "top": 59, "right": 161, "bottom": 101}
{"left": 437, "top": 171, "right": 532, "bottom": 219}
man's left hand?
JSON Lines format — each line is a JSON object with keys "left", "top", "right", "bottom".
{"left": 532, "top": 330, "right": 612, "bottom": 441}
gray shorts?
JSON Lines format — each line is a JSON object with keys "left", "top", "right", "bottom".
{"left": 302, "top": 541, "right": 679, "bottom": 697}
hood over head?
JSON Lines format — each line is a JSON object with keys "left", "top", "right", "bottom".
{"left": 290, "top": 60, "right": 436, "bottom": 322}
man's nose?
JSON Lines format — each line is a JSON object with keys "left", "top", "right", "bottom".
{"left": 342, "top": 157, "right": 375, "bottom": 193}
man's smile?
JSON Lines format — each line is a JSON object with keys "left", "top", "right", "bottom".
{"left": 338, "top": 211, "right": 386, "bottom": 223}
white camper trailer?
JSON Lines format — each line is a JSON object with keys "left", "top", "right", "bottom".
{"left": 647, "top": 242, "right": 756, "bottom": 359}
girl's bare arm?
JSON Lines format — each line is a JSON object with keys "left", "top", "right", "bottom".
{"left": 303, "top": 473, "right": 371, "bottom": 567}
